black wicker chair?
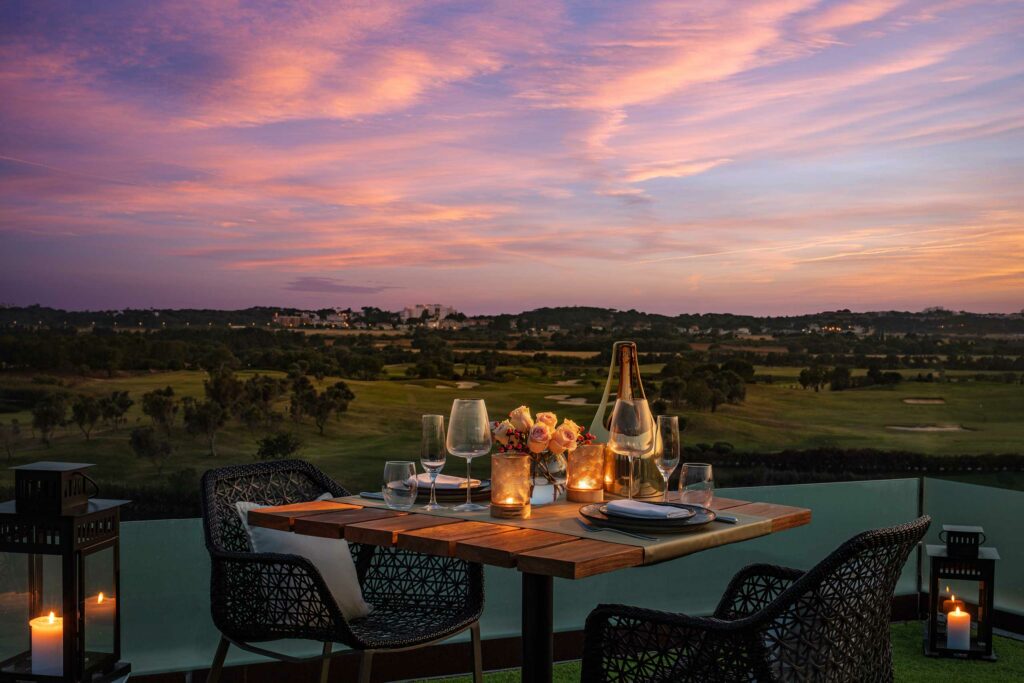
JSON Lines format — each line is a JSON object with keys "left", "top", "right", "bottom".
{"left": 201, "top": 460, "right": 484, "bottom": 683}
{"left": 581, "top": 515, "right": 930, "bottom": 682}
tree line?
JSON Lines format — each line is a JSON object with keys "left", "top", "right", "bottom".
{"left": 1, "top": 367, "right": 355, "bottom": 469}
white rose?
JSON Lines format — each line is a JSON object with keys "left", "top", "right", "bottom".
{"left": 492, "top": 420, "right": 514, "bottom": 446}
{"left": 527, "top": 423, "right": 552, "bottom": 454}
{"left": 509, "top": 405, "right": 534, "bottom": 432}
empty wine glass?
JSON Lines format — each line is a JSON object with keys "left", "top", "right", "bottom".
{"left": 446, "top": 399, "right": 491, "bottom": 512}
{"left": 655, "top": 415, "right": 680, "bottom": 501}
{"left": 420, "top": 414, "right": 446, "bottom": 511}
{"left": 679, "top": 463, "right": 714, "bottom": 508}
{"left": 608, "top": 397, "right": 655, "bottom": 500}
{"left": 382, "top": 461, "right": 417, "bottom": 510}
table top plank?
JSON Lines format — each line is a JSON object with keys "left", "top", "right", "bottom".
{"left": 397, "top": 521, "right": 516, "bottom": 556}
{"left": 516, "top": 538, "right": 644, "bottom": 579}
{"left": 292, "top": 508, "right": 405, "bottom": 538}
{"left": 455, "top": 528, "right": 577, "bottom": 568}
{"left": 344, "top": 514, "right": 460, "bottom": 546}
{"left": 728, "top": 502, "right": 811, "bottom": 532}
{"left": 247, "top": 501, "right": 362, "bottom": 531}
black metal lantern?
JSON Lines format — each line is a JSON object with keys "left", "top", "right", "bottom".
{"left": 925, "top": 524, "right": 999, "bottom": 661}
{"left": 0, "top": 462, "right": 130, "bottom": 681}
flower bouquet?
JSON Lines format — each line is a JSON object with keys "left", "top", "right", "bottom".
{"left": 492, "top": 405, "right": 596, "bottom": 504}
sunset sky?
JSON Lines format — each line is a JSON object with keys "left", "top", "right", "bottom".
{"left": 1, "top": 0, "right": 1022, "bottom": 314}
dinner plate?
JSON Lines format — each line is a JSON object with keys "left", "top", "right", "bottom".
{"left": 602, "top": 502, "right": 695, "bottom": 521}
{"left": 579, "top": 502, "right": 717, "bottom": 534}
{"left": 417, "top": 479, "right": 491, "bottom": 502}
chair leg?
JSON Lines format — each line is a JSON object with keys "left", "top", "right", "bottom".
{"left": 357, "top": 650, "right": 374, "bottom": 683}
{"left": 319, "top": 642, "right": 332, "bottom": 683}
{"left": 470, "top": 621, "right": 483, "bottom": 683}
{"left": 207, "top": 636, "right": 230, "bottom": 683}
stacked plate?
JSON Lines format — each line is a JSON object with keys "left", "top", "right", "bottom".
{"left": 408, "top": 474, "right": 491, "bottom": 503}
{"left": 579, "top": 501, "right": 717, "bottom": 534}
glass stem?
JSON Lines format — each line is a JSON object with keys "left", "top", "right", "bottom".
{"left": 429, "top": 470, "right": 438, "bottom": 507}
{"left": 628, "top": 456, "right": 634, "bottom": 500}
{"left": 465, "top": 458, "right": 473, "bottom": 507}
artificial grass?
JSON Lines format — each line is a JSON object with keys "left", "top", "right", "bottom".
{"left": 415, "top": 623, "right": 1024, "bottom": 683}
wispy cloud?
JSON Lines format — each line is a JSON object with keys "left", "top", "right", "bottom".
{"left": 0, "top": 0, "right": 1021, "bottom": 312}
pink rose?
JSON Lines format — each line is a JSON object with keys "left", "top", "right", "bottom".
{"left": 527, "top": 423, "right": 552, "bottom": 454}
{"left": 535, "top": 412, "right": 558, "bottom": 429}
{"left": 548, "top": 426, "right": 578, "bottom": 455}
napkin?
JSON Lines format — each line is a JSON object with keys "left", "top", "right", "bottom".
{"left": 407, "top": 473, "right": 481, "bottom": 490}
{"left": 605, "top": 500, "right": 693, "bottom": 519}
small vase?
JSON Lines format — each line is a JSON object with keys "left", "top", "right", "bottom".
{"left": 530, "top": 452, "right": 566, "bottom": 506}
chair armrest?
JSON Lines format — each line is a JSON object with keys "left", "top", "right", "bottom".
{"left": 714, "top": 563, "right": 805, "bottom": 620}
{"left": 210, "top": 550, "right": 350, "bottom": 643}
{"left": 581, "top": 604, "right": 772, "bottom": 682}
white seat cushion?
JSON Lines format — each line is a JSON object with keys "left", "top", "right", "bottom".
{"left": 235, "top": 493, "right": 372, "bottom": 621}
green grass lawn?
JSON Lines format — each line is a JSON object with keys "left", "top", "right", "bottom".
{"left": 413, "top": 623, "right": 1024, "bottom": 682}
{"left": 1, "top": 366, "right": 1022, "bottom": 493}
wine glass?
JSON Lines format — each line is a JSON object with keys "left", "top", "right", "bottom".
{"left": 382, "top": 461, "right": 417, "bottom": 510}
{"left": 655, "top": 416, "right": 680, "bottom": 501}
{"left": 679, "top": 463, "right": 714, "bottom": 508}
{"left": 420, "top": 414, "right": 446, "bottom": 511}
{"left": 446, "top": 399, "right": 491, "bottom": 512}
{"left": 608, "top": 397, "right": 655, "bottom": 500}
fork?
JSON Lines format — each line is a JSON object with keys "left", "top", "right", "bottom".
{"left": 575, "top": 518, "right": 657, "bottom": 542}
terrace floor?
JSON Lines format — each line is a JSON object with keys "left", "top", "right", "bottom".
{"left": 419, "top": 624, "right": 1024, "bottom": 683}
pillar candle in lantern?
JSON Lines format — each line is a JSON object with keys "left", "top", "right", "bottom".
{"left": 491, "top": 452, "right": 531, "bottom": 519}
{"left": 87, "top": 592, "right": 117, "bottom": 648}
{"left": 567, "top": 444, "right": 605, "bottom": 503}
{"left": 947, "top": 605, "right": 971, "bottom": 650}
{"left": 30, "top": 611, "right": 63, "bottom": 675}
{"left": 942, "top": 591, "right": 965, "bottom": 614}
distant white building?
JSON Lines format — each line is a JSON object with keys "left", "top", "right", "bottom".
{"left": 401, "top": 303, "right": 458, "bottom": 321}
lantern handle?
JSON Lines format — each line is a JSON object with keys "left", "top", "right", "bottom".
{"left": 78, "top": 472, "right": 100, "bottom": 500}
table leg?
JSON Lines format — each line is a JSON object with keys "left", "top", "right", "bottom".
{"left": 522, "top": 572, "right": 553, "bottom": 683}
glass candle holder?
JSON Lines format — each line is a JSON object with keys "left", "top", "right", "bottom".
{"left": 567, "top": 444, "right": 605, "bottom": 503}
{"left": 491, "top": 452, "right": 532, "bottom": 518}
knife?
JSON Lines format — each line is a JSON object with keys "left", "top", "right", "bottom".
{"left": 359, "top": 491, "right": 384, "bottom": 500}
{"left": 716, "top": 514, "right": 738, "bottom": 524}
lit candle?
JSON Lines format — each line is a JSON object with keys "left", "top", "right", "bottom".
{"left": 30, "top": 611, "right": 63, "bottom": 675}
{"left": 87, "top": 592, "right": 117, "bottom": 647}
{"left": 567, "top": 445, "right": 605, "bottom": 502}
{"left": 490, "top": 452, "right": 531, "bottom": 519}
{"left": 947, "top": 606, "right": 971, "bottom": 651}
{"left": 942, "top": 593, "right": 964, "bottom": 614}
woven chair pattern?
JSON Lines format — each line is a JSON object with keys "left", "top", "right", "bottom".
{"left": 582, "top": 516, "right": 930, "bottom": 682}
{"left": 201, "top": 460, "right": 484, "bottom": 650}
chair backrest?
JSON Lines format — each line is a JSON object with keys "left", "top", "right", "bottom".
{"left": 201, "top": 460, "right": 348, "bottom": 554}
{"left": 764, "top": 516, "right": 930, "bottom": 681}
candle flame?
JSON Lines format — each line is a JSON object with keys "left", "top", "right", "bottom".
{"left": 946, "top": 585, "right": 951, "bottom": 593}
{"left": 953, "top": 605, "right": 964, "bottom": 616}
{"left": 97, "top": 592, "right": 105, "bottom": 604}
{"left": 503, "top": 497, "right": 516, "bottom": 504}
{"left": 48, "top": 611, "right": 55, "bottom": 625}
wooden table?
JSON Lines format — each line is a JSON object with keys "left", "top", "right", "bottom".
{"left": 248, "top": 495, "right": 810, "bottom": 682}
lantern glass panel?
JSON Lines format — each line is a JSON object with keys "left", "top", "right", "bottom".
{"left": 83, "top": 546, "right": 116, "bottom": 659}
{"left": 0, "top": 552, "right": 29, "bottom": 666}
{"left": 0, "top": 552, "right": 63, "bottom": 677}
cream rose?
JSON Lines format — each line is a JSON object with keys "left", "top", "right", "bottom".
{"left": 535, "top": 411, "right": 558, "bottom": 429}
{"left": 548, "top": 426, "right": 578, "bottom": 455}
{"left": 527, "top": 423, "right": 552, "bottom": 454}
{"left": 492, "top": 420, "right": 514, "bottom": 446}
{"left": 509, "top": 405, "right": 534, "bottom": 432}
